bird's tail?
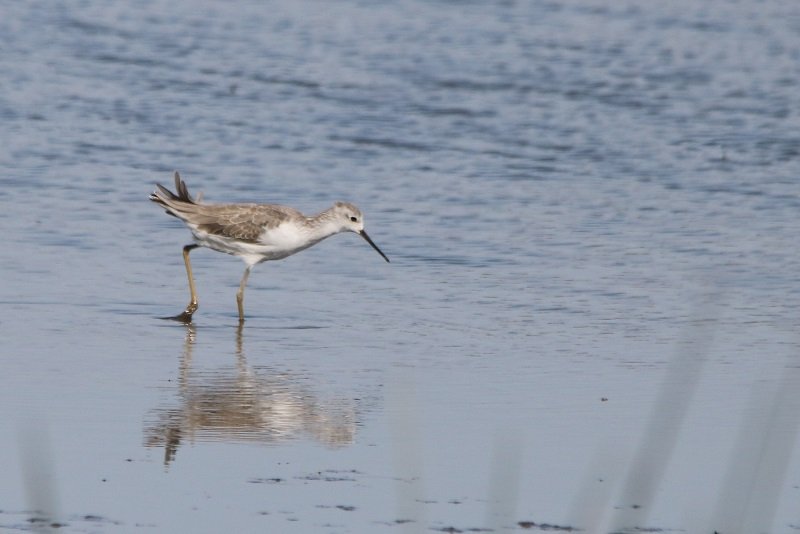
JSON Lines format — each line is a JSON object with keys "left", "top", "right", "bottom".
{"left": 150, "top": 171, "right": 203, "bottom": 220}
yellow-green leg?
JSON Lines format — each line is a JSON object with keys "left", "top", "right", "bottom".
{"left": 175, "top": 244, "right": 199, "bottom": 323}
{"left": 236, "top": 265, "right": 252, "bottom": 324}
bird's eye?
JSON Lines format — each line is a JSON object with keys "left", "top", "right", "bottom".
{"left": 350, "top": 216, "right": 358, "bottom": 222}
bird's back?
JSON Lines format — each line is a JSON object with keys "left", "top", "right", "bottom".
{"left": 150, "top": 172, "right": 307, "bottom": 244}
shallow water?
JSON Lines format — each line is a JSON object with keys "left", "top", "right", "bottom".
{"left": 1, "top": 0, "right": 799, "bottom": 532}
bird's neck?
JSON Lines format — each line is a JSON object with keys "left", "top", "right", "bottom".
{"left": 306, "top": 208, "right": 344, "bottom": 240}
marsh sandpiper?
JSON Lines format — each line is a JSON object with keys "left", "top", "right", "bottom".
{"left": 150, "top": 172, "right": 389, "bottom": 323}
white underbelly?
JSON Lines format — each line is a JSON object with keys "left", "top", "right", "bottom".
{"left": 189, "top": 225, "right": 321, "bottom": 266}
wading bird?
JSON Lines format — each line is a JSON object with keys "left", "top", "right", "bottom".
{"left": 150, "top": 172, "right": 389, "bottom": 323}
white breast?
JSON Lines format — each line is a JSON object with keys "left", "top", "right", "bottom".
{"left": 188, "top": 220, "right": 335, "bottom": 266}
{"left": 257, "top": 224, "right": 321, "bottom": 258}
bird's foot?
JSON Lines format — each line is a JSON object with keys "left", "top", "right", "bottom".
{"left": 172, "top": 310, "right": 195, "bottom": 323}
{"left": 160, "top": 310, "right": 194, "bottom": 323}
{"left": 161, "top": 303, "right": 197, "bottom": 323}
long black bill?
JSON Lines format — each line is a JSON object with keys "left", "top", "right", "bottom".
{"left": 359, "top": 230, "right": 390, "bottom": 263}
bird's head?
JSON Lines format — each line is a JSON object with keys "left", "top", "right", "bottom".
{"left": 332, "top": 201, "right": 389, "bottom": 262}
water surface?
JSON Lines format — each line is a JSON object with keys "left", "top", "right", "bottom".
{"left": 1, "top": 1, "right": 799, "bottom": 532}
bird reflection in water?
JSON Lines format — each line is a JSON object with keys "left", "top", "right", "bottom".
{"left": 144, "top": 325, "right": 356, "bottom": 465}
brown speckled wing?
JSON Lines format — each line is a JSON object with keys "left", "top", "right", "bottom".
{"left": 195, "top": 204, "right": 304, "bottom": 243}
